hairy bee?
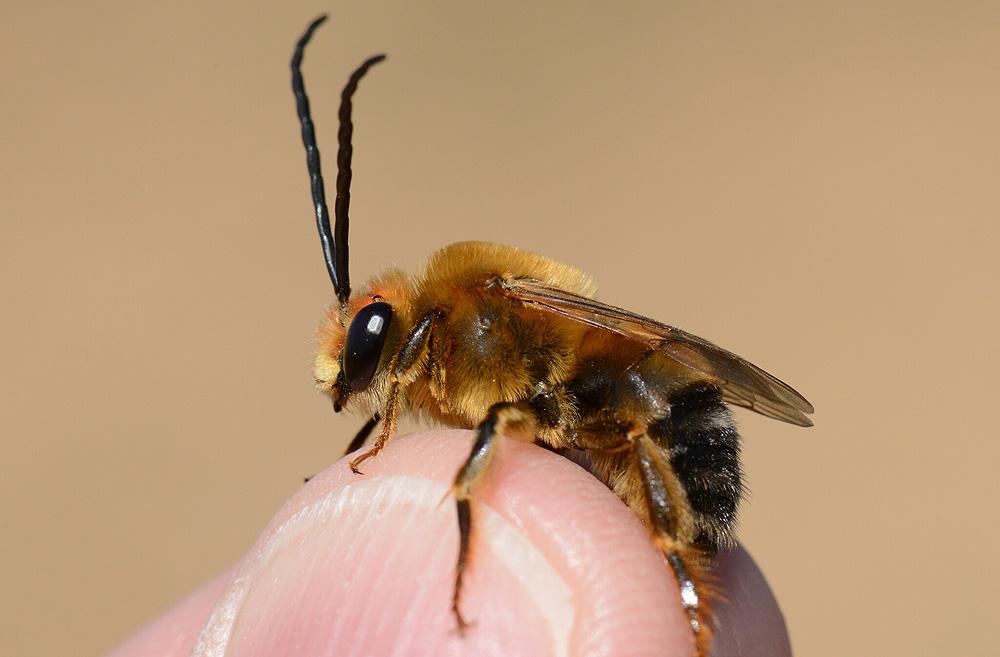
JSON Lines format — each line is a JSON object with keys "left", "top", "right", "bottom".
{"left": 292, "top": 15, "right": 813, "bottom": 655}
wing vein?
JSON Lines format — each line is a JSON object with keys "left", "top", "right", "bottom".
{"left": 503, "top": 277, "right": 813, "bottom": 427}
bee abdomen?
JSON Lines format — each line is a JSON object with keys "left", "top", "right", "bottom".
{"left": 648, "top": 383, "right": 742, "bottom": 552}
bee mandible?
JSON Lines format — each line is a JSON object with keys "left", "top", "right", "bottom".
{"left": 291, "top": 15, "right": 813, "bottom": 655}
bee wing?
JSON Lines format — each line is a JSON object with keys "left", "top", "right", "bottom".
{"left": 501, "top": 278, "right": 814, "bottom": 427}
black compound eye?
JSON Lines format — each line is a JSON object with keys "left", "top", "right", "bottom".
{"left": 343, "top": 301, "right": 394, "bottom": 392}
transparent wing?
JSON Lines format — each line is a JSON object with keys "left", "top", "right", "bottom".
{"left": 501, "top": 278, "right": 814, "bottom": 427}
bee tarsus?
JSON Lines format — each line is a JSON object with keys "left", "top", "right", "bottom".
{"left": 452, "top": 497, "right": 473, "bottom": 633}
{"left": 666, "top": 551, "right": 704, "bottom": 636}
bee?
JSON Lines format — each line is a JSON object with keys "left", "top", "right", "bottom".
{"left": 291, "top": 15, "right": 813, "bottom": 655}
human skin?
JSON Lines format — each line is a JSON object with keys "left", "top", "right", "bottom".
{"left": 108, "top": 430, "right": 791, "bottom": 657}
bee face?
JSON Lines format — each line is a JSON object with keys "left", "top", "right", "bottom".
{"left": 314, "top": 300, "right": 393, "bottom": 412}
{"left": 314, "top": 272, "right": 415, "bottom": 412}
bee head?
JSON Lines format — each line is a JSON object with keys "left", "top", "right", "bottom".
{"left": 314, "top": 272, "right": 414, "bottom": 413}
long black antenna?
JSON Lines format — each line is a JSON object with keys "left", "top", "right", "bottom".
{"left": 291, "top": 15, "right": 386, "bottom": 305}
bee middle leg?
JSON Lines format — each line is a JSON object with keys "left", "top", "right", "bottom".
{"left": 450, "top": 401, "right": 539, "bottom": 632}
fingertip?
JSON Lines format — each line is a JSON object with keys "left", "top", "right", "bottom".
{"left": 193, "top": 430, "right": 695, "bottom": 657}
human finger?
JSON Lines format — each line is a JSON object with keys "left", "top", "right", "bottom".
{"left": 192, "top": 429, "right": 694, "bottom": 657}
{"left": 110, "top": 430, "right": 790, "bottom": 657}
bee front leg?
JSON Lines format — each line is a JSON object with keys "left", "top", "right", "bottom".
{"left": 450, "top": 401, "right": 537, "bottom": 633}
{"left": 633, "top": 433, "right": 714, "bottom": 656}
{"left": 348, "top": 311, "right": 441, "bottom": 474}
{"left": 348, "top": 383, "right": 400, "bottom": 474}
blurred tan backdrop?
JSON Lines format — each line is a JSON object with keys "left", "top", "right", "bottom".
{"left": 3, "top": 1, "right": 998, "bottom": 656}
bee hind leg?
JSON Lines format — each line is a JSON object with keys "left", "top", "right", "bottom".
{"left": 450, "top": 401, "right": 538, "bottom": 633}
{"left": 633, "top": 433, "right": 715, "bottom": 656}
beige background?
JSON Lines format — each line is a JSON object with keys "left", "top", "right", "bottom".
{"left": 3, "top": 1, "right": 998, "bottom": 656}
